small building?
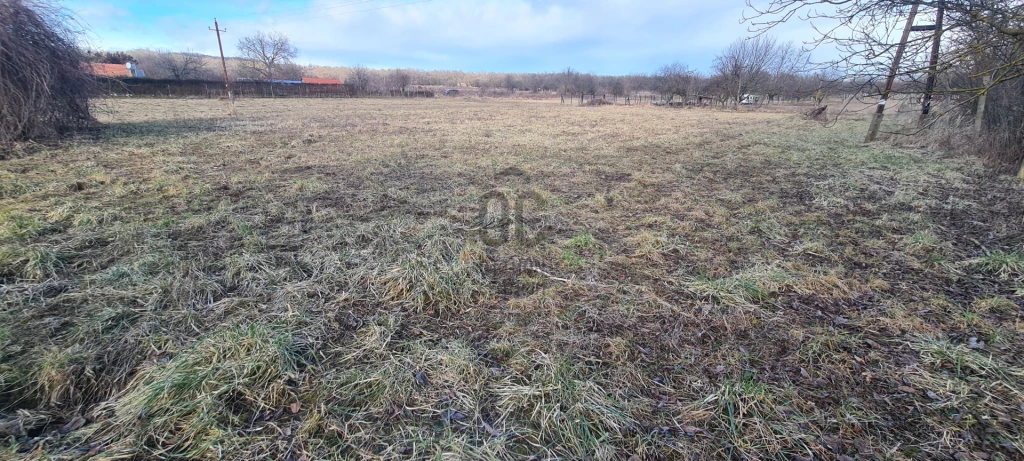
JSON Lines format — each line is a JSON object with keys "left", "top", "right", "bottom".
{"left": 88, "top": 62, "right": 144, "bottom": 78}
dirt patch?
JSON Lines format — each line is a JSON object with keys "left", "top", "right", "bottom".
{"left": 495, "top": 166, "right": 529, "bottom": 178}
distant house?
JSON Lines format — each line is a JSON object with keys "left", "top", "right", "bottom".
{"left": 89, "top": 62, "right": 144, "bottom": 78}
{"left": 302, "top": 77, "right": 342, "bottom": 85}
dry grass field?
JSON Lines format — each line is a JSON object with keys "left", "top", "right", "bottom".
{"left": 1, "top": 98, "right": 1022, "bottom": 460}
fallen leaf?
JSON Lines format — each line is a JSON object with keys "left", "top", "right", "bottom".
{"left": 821, "top": 435, "right": 842, "bottom": 451}
{"left": 800, "top": 368, "right": 810, "bottom": 379}
{"left": 415, "top": 371, "right": 430, "bottom": 387}
{"left": 926, "top": 390, "right": 942, "bottom": 401}
{"left": 897, "top": 386, "right": 916, "bottom": 394}
{"left": 289, "top": 402, "right": 301, "bottom": 414}
{"left": 681, "top": 425, "right": 703, "bottom": 436}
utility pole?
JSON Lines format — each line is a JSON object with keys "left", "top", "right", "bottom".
{"left": 210, "top": 19, "right": 233, "bottom": 102}
{"left": 865, "top": 3, "right": 920, "bottom": 143}
{"left": 919, "top": 0, "right": 945, "bottom": 122}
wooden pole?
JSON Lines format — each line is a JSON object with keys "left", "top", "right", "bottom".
{"left": 975, "top": 72, "right": 991, "bottom": 135}
{"left": 210, "top": 19, "right": 232, "bottom": 101}
{"left": 866, "top": 3, "right": 920, "bottom": 142}
{"left": 920, "top": 1, "right": 945, "bottom": 122}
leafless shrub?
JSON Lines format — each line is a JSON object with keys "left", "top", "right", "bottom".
{"left": 0, "top": 0, "right": 94, "bottom": 146}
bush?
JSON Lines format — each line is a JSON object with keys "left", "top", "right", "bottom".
{"left": 0, "top": 0, "right": 94, "bottom": 145}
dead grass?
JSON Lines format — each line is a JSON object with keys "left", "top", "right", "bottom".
{"left": 0, "top": 97, "right": 1021, "bottom": 460}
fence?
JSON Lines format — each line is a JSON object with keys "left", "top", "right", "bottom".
{"left": 560, "top": 93, "right": 711, "bottom": 106}
{"left": 93, "top": 78, "right": 435, "bottom": 99}
{"left": 561, "top": 93, "right": 663, "bottom": 105}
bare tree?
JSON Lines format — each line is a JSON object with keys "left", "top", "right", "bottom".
{"left": 388, "top": 69, "right": 412, "bottom": 93}
{"left": 155, "top": 50, "right": 205, "bottom": 81}
{"left": 656, "top": 62, "right": 695, "bottom": 103}
{"left": 746, "top": 0, "right": 1024, "bottom": 175}
{"left": 236, "top": 31, "right": 298, "bottom": 80}
{"left": 576, "top": 73, "right": 597, "bottom": 95}
{"left": 276, "top": 62, "right": 305, "bottom": 81}
{"left": 345, "top": 65, "right": 372, "bottom": 94}
{"left": 762, "top": 41, "right": 808, "bottom": 104}
{"left": 560, "top": 67, "right": 579, "bottom": 95}
{"left": 610, "top": 79, "right": 625, "bottom": 100}
{"left": 504, "top": 73, "right": 518, "bottom": 92}
{"left": 713, "top": 35, "right": 782, "bottom": 107}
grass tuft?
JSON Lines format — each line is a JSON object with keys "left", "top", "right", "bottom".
{"left": 348, "top": 218, "right": 488, "bottom": 313}
{"left": 0, "top": 245, "right": 63, "bottom": 280}
{"left": 97, "top": 324, "right": 304, "bottom": 458}
{"left": 964, "top": 250, "right": 1024, "bottom": 279}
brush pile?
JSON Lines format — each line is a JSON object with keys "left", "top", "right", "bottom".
{"left": 0, "top": 0, "right": 94, "bottom": 146}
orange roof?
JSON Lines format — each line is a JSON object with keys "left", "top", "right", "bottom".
{"left": 89, "top": 63, "right": 132, "bottom": 77}
{"left": 302, "top": 77, "right": 342, "bottom": 85}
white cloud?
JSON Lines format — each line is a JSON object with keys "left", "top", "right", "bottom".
{"left": 64, "top": 0, "right": 837, "bottom": 74}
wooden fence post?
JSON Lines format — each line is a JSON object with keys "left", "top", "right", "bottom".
{"left": 975, "top": 73, "right": 991, "bottom": 135}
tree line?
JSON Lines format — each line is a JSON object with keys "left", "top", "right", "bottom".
{"left": 121, "top": 31, "right": 849, "bottom": 105}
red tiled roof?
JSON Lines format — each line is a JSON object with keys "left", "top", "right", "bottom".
{"left": 89, "top": 63, "right": 132, "bottom": 78}
{"left": 302, "top": 77, "right": 343, "bottom": 85}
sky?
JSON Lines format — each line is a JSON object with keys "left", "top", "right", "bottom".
{"left": 62, "top": 0, "right": 830, "bottom": 75}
